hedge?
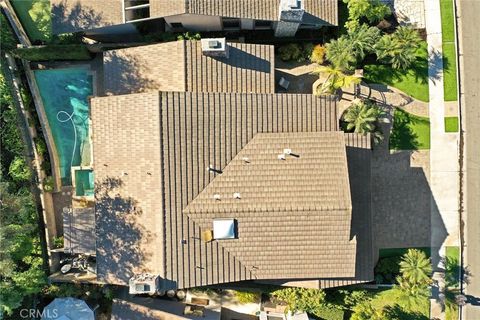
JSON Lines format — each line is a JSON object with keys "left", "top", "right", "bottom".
{"left": 13, "top": 45, "right": 93, "bottom": 61}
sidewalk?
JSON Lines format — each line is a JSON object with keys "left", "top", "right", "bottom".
{"left": 424, "top": 0, "right": 461, "bottom": 319}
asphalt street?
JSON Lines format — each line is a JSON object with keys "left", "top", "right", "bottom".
{"left": 460, "top": 0, "right": 480, "bottom": 319}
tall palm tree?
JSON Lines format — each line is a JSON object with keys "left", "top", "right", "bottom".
{"left": 374, "top": 27, "right": 422, "bottom": 69}
{"left": 347, "top": 24, "right": 381, "bottom": 62}
{"left": 325, "top": 37, "right": 356, "bottom": 71}
{"left": 312, "top": 65, "right": 361, "bottom": 95}
{"left": 399, "top": 249, "right": 432, "bottom": 286}
{"left": 342, "top": 99, "right": 387, "bottom": 142}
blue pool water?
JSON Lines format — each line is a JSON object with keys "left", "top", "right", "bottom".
{"left": 34, "top": 68, "right": 93, "bottom": 186}
{"left": 75, "top": 169, "right": 94, "bottom": 197}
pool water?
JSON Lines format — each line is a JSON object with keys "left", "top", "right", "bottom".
{"left": 75, "top": 169, "right": 94, "bottom": 197}
{"left": 34, "top": 68, "right": 93, "bottom": 185}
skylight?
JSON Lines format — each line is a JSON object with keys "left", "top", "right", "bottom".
{"left": 213, "top": 219, "right": 236, "bottom": 239}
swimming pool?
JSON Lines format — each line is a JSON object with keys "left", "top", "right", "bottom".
{"left": 34, "top": 68, "right": 93, "bottom": 186}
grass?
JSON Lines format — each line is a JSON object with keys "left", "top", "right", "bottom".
{"left": 11, "top": 0, "right": 51, "bottom": 42}
{"left": 440, "top": 0, "right": 455, "bottom": 43}
{"left": 363, "top": 42, "right": 429, "bottom": 102}
{"left": 440, "top": 0, "right": 458, "bottom": 101}
{"left": 445, "top": 117, "right": 459, "bottom": 132}
{"left": 443, "top": 42, "right": 458, "bottom": 101}
{"left": 389, "top": 108, "right": 430, "bottom": 150}
{"left": 369, "top": 288, "right": 430, "bottom": 319}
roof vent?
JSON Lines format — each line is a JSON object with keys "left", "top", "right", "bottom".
{"left": 206, "top": 165, "right": 222, "bottom": 174}
{"left": 233, "top": 192, "right": 241, "bottom": 199}
{"left": 242, "top": 157, "right": 250, "bottom": 163}
{"left": 201, "top": 38, "right": 229, "bottom": 58}
{"left": 213, "top": 194, "right": 221, "bottom": 201}
{"left": 278, "top": 154, "right": 286, "bottom": 160}
{"left": 283, "top": 148, "right": 292, "bottom": 155}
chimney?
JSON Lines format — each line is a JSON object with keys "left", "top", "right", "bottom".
{"left": 275, "top": 0, "right": 304, "bottom": 37}
{"left": 201, "top": 38, "right": 229, "bottom": 58}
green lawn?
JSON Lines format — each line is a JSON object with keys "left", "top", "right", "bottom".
{"left": 443, "top": 43, "right": 458, "bottom": 101}
{"left": 389, "top": 108, "right": 431, "bottom": 150}
{"left": 11, "top": 0, "right": 51, "bottom": 42}
{"left": 369, "top": 288, "right": 430, "bottom": 319}
{"left": 445, "top": 116, "right": 459, "bottom": 132}
{"left": 364, "top": 42, "right": 429, "bottom": 102}
{"left": 441, "top": 0, "right": 455, "bottom": 43}
{"left": 440, "top": 0, "right": 458, "bottom": 101}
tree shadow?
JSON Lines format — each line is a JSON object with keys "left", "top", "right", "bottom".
{"left": 441, "top": 254, "right": 471, "bottom": 289}
{"left": 51, "top": 0, "right": 110, "bottom": 34}
{"left": 103, "top": 49, "right": 158, "bottom": 95}
{"left": 383, "top": 304, "right": 429, "bottom": 320}
{"left": 95, "top": 176, "right": 153, "bottom": 285}
{"left": 428, "top": 48, "right": 449, "bottom": 85}
{"left": 389, "top": 108, "right": 429, "bottom": 151}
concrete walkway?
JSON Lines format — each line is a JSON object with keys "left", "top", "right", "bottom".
{"left": 424, "top": 0, "right": 461, "bottom": 319}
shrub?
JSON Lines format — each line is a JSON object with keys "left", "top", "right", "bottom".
{"left": 314, "top": 305, "right": 344, "bottom": 320}
{"left": 8, "top": 156, "right": 31, "bottom": 182}
{"left": 43, "top": 176, "right": 54, "bottom": 192}
{"left": 234, "top": 290, "right": 261, "bottom": 304}
{"left": 40, "top": 160, "right": 51, "bottom": 174}
{"left": 341, "top": 290, "right": 370, "bottom": 309}
{"left": 310, "top": 44, "right": 326, "bottom": 64}
{"left": 271, "top": 287, "right": 326, "bottom": 314}
{"left": 278, "top": 43, "right": 303, "bottom": 62}
{"left": 34, "top": 137, "right": 47, "bottom": 156}
{"left": 177, "top": 32, "right": 201, "bottom": 41}
{"left": 375, "top": 256, "right": 402, "bottom": 283}
{"left": 13, "top": 45, "right": 93, "bottom": 61}
{"left": 53, "top": 236, "right": 63, "bottom": 249}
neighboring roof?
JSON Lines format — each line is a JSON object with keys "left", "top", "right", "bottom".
{"left": 42, "top": 298, "right": 94, "bottom": 320}
{"left": 63, "top": 207, "right": 96, "bottom": 255}
{"left": 103, "top": 41, "right": 275, "bottom": 96}
{"left": 91, "top": 91, "right": 339, "bottom": 287}
{"left": 183, "top": 132, "right": 357, "bottom": 280}
{"left": 51, "top": 0, "right": 338, "bottom": 34}
{"left": 160, "top": 0, "right": 338, "bottom": 26}
{"left": 111, "top": 298, "right": 221, "bottom": 320}
{"left": 51, "top": 0, "right": 123, "bottom": 35}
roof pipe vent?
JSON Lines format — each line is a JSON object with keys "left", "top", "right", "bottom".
{"left": 233, "top": 192, "right": 241, "bottom": 199}
{"left": 278, "top": 154, "right": 286, "bottom": 160}
{"left": 283, "top": 148, "right": 300, "bottom": 158}
{"left": 242, "top": 157, "right": 250, "bottom": 163}
{"left": 206, "top": 165, "right": 222, "bottom": 174}
{"left": 213, "top": 194, "right": 221, "bottom": 201}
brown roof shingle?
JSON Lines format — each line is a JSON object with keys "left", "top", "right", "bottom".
{"left": 92, "top": 91, "right": 340, "bottom": 287}
{"left": 103, "top": 41, "right": 275, "bottom": 96}
{"left": 184, "top": 132, "right": 356, "bottom": 280}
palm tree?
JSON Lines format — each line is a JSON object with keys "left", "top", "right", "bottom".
{"left": 374, "top": 27, "right": 422, "bottom": 69}
{"left": 395, "top": 276, "right": 430, "bottom": 309}
{"left": 347, "top": 24, "right": 381, "bottom": 62}
{"left": 312, "top": 65, "right": 361, "bottom": 95}
{"left": 399, "top": 249, "right": 432, "bottom": 286}
{"left": 342, "top": 99, "right": 388, "bottom": 142}
{"left": 325, "top": 37, "right": 356, "bottom": 71}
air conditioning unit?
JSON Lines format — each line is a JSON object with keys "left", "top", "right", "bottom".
{"left": 201, "top": 38, "right": 229, "bottom": 58}
{"left": 129, "top": 274, "right": 160, "bottom": 295}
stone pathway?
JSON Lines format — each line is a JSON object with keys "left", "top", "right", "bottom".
{"left": 424, "top": 0, "right": 461, "bottom": 318}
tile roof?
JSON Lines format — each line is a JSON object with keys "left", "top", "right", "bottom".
{"left": 184, "top": 0, "right": 338, "bottom": 25}
{"left": 183, "top": 132, "right": 357, "bottom": 280}
{"left": 103, "top": 41, "right": 275, "bottom": 96}
{"left": 91, "top": 91, "right": 340, "bottom": 287}
{"left": 51, "top": 0, "right": 123, "bottom": 35}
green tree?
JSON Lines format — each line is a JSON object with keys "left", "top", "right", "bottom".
{"left": 325, "top": 37, "right": 356, "bottom": 70}
{"left": 312, "top": 65, "right": 361, "bottom": 95}
{"left": 271, "top": 287, "right": 326, "bottom": 314}
{"left": 342, "top": 99, "right": 388, "bottom": 142}
{"left": 399, "top": 249, "right": 432, "bottom": 286}
{"left": 344, "top": 0, "right": 391, "bottom": 31}
{"left": 347, "top": 24, "right": 381, "bottom": 62}
{"left": 351, "top": 302, "right": 384, "bottom": 320}
{"left": 375, "top": 26, "right": 422, "bottom": 69}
